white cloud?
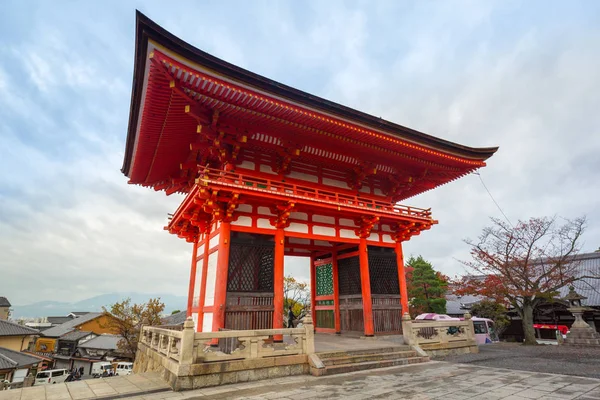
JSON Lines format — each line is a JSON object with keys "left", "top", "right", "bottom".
{"left": 1, "top": 1, "right": 599, "bottom": 307}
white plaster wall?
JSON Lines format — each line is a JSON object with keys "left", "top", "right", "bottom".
{"left": 192, "top": 313, "right": 198, "bottom": 331}
{"left": 323, "top": 177, "right": 348, "bottom": 188}
{"left": 313, "top": 226, "right": 336, "bottom": 236}
{"left": 287, "top": 222, "right": 309, "bottom": 233}
{"left": 257, "top": 218, "right": 274, "bottom": 229}
{"left": 257, "top": 206, "right": 274, "bottom": 216}
{"left": 374, "top": 188, "right": 384, "bottom": 196}
{"left": 290, "top": 212, "right": 308, "bottom": 221}
{"left": 232, "top": 216, "right": 252, "bottom": 227}
{"left": 339, "top": 229, "right": 356, "bottom": 239}
{"left": 368, "top": 232, "right": 379, "bottom": 241}
{"left": 237, "top": 204, "right": 253, "bottom": 213}
{"left": 260, "top": 164, "right": 276, "bottom": 174}
{"left": 239, "top": 160, "right": 255, "bottom": 170}
{"left": 204, "top": 251, "right": 218, "bottom": 307}
{"left": 289, "top": 170, "right": 318, "bottom": 183}
{"left": 339, "top": 218, "right": 356, "bottom": 227}
{"left": 202, "top": 313, "right": 213, "bottom": 332}
{"left": 382, "top": 234, "right": 395, "bottom": 243}
{"left": 312, "top": 215, "right": 335, "bottom": 224}
{"left": 209, "top": 233, "right": 220, "bottom": 250}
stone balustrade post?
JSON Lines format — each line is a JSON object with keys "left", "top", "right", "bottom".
{"left": 303, "top": 312, "right": 315, "bottom": 354}
{"left": 180, "top": 317, "right": 196, "bottom": 365}
{"left": 463, "top": 312, "right": 475, "bottom": 342}
{"left": 401, "top": 312, "right": 413, "bottom": 345}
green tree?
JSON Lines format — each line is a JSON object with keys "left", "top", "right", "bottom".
{"left": 469, "top": 300, "right": 510, "bottom": 337}
{"left": 284, "top": 275, "right": 309, "bottom": 323}
{"left": 407, "top": 256, "right": 447, "bottom": 315}
{"left": 171, "top": 309, "right": 181, "bottom": 315}
{"left": 102, "top": 297, "right": 165, "bottom": 357}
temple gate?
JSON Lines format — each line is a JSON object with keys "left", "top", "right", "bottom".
{"left": 121, "top": 13, "right": 497, "bottom": 339}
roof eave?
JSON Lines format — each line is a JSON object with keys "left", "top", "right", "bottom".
{"left": 122, "top": 11, "right": 498, "bottom": 177}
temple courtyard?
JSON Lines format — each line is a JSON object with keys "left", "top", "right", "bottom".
{"left": 5, "top": 354, "right": 600, "bottom": 399}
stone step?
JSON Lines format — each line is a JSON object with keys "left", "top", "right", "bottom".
{"left": 311, "top": 356, "right": 429, "bottom": 376}
{"left": 322, "top": 350, "right": 418, "bottom": 366}
{"left": 317, "top": 346, "right": 412, "bottom": 360}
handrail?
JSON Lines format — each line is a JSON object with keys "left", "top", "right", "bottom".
{"left": 197, "top": 168, "right": 433, "bottom": 220}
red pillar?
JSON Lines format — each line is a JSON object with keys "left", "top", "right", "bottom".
{"left": 332, "top": 251, "right": 341, "bottom": 334}
{"left": 310, "top": 253, "right": 316, "bottom": 327}
{"left": 211, "top": 222, "right": 231, "bottom": 334}
{"left": 273, "top": 229, "right": 285, "bottom": 341}
{"left": 395, "top": 241, "right": 410, "bottom": 317}
{"left": 359, "top": 238, "right": 374, "bottom": 336}
{"left": 197, "top": 231, "right": 211, "bottom": 331}
{"left": 186, "top": 240, "right": 199, "bottom": 318}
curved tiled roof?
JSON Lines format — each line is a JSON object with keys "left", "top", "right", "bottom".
{"left": 0, "top": 297, "right": 10, "bottom": 307}
{"left": 0, "top": 320, "right": 39, "bottom": 336}
{"left": 0, "top": 347, "right": 42, "bottom": 369}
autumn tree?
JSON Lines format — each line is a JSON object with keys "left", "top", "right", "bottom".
{"left": 407, "top": 256, "right": 448, "bottom": 315}
{"left": 457, "top": 216, "right": 588, "bottom": 345}
{"left": 102, "top": 297, "right": 165, "bottom": 357}
{"left": 283, "top": 275, "right": 309, "bottom": 323}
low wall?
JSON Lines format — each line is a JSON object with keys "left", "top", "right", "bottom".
{"left": 401, "top": 313, "right": 478, "bottom": 357}
{"left": 134, "top": 316, "right": 314, "bottom": 391}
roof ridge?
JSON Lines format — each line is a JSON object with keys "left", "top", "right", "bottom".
{"left": 0, "top": 352, "right": 17, "bottom": 366}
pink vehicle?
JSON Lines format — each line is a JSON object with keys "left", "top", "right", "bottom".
{"left": 415, "top": 314, "right": 499, "bottom": 345}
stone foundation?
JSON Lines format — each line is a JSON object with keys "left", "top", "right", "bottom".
{"left": 134, "top": 342, "right": 309, "bottom": 391}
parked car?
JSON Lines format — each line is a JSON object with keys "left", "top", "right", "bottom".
{"left": 91, "top": 362, "right": 114, "bottom": 378}
{"left": 115, "top": 362, "right": 133, "bottom": 376}
{"left": 35, "top": 369, "right": 68, "bottom": 385}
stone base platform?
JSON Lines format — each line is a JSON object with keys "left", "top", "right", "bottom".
{"left": 564, "top": 326, "right": 600, "bottom": 346}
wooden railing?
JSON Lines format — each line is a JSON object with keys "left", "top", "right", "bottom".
{"left": 401, "top": 313, "right": 476, "bottom": 350}
{"left": 139, "top": 314, "right": 315, "bottom": 372}
{"left": 197, "top": 168, "right": 433, "bottom": 220}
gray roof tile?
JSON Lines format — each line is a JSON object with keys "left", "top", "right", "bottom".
{"left": 0, "top": 297, "right": 10, "bottom": 307}
{"left": 0, "top": 347, "right": 42, "bottom": 369}
{"left": 41, "top": 312, "right": 103, "bottom": 338}
{"left": 161, "top": 310, "right": 187, "bottom": 326}
{"left": 59, "top": 330, "right": 94, "bottom": 342}
{"left": 0, "top": 320, "right": 39, "bottom": 336}
{"left": 78, "top": 334, "right": 122, "bottom": 350}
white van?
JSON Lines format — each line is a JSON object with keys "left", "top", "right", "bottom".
{"left": 91, "top": 362, "right": 114, "bottom": 378}
{"left": 115, "top": 362, "right": 133, "bottom": 376}
{"left": 35, "top": 369, "right": 68, "bottom": 385}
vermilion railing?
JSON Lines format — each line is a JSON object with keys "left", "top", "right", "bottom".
{"left": 197, "top": 168, "right": 433, "bottom": 220}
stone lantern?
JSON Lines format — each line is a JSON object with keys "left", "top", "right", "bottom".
{"left": 563, "top": 286, "right": 600, "bottom": 346}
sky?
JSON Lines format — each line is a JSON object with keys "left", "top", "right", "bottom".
{"left": 1, "top": 1, "right": 599, "bottom": 306}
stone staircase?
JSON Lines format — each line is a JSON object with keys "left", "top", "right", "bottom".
{"left": 310, "top": 345, "right": 429, "bottom": 376}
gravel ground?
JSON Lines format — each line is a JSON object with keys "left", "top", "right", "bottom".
{"left": 439, "top": 342, "right": 600, "bottom": 379}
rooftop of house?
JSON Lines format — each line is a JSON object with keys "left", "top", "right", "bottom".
{"left": 47, "top": 316, "right": 74, "bottom": 325}
{"left": 41, "top": 312, "right": 103, "bottom": 338}
{"left": 0, "top": 347, "right": 42, "bottom": 370}
{"left": 78, "top": 334, "right": 122, "bottom": 350}
{"left": 0, "top": 319, "right": 39, "bottom": 337}
{"left": 161, "top": 310, "right": 187, "bottom": 326}
{"left": 445, "top": 294, "right": 484, "bottom": 316}
{"left": 59, "top": 330, "right": 94, "bottom": 342}
{"left": 0, "top": 297, "right": 10, "bottom": 307}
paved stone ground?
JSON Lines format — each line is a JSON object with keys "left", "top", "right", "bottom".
{"left": 439, "top": 342, "right": 600, "bottom": 379}
{"left": 5, "top": 361, "right": 600, "bottom": 399}
{"left": 187, "top": 362, "right": 600, "bottom": 400}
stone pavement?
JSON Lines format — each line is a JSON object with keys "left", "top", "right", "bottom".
{"left": 4, "top": 362, "right": 600, "bottom": 399}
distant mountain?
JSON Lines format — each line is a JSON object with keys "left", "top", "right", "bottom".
{"left": 11, "top": 293, "right": 187, "bottom": 319}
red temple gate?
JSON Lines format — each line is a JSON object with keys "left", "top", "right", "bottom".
{"left": 121, "top": 12, "right": 497, "bottom": 338}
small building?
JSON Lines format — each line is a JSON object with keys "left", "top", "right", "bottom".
{"left": 0, "top": 298, "right": 10, "bottom": 321}
{"left": 0, "top": 320, "right": 38, "bottom": 352}
{"left": 69, "top": 335, "right": 129, "bottom": 375}
{"left": 445, "top": 295, "right": 483, "bottom": 318}
{"left": 0, "top": 347, "right": 42, "bottom": 384}
{"left": 35, "top": 312, "right": 118, "bottom": 352}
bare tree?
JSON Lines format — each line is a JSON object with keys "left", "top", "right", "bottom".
{"left": 283, "top": 275, "right": 309, "bottom": 324}
{"left": 456, "top": 216, "right": 590, "bottom": 345}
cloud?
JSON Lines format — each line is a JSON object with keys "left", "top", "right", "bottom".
{"left": 1, "top": 1, "right": 599, "bottom": 307}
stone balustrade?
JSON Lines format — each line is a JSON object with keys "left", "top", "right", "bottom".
{"left": 401, "top": 313, "right": 478, "bottom": 356}
{"left": 135, "top": 316, "right": 315, "bottom": 390}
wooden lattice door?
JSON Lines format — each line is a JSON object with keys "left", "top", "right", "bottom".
{"left": 314, "top": 258, "right": 335, "bottom": 331}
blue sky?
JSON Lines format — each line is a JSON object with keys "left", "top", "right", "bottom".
{"left": 1, "top": 1, "right": 599, "bottom": 306}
